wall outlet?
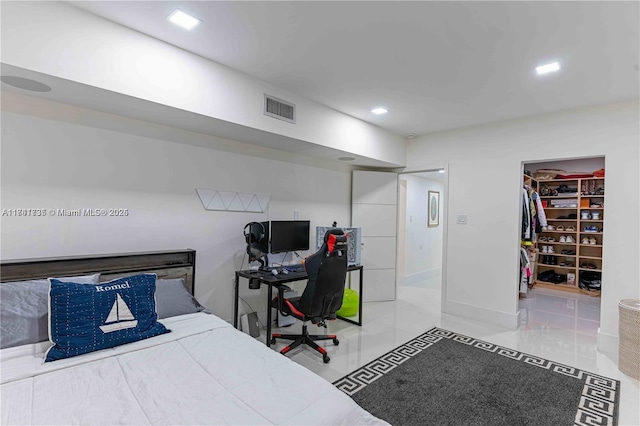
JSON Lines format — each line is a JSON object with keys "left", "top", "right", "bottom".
{"left": 457, "top": 214, "right": 468, "bottom": 225}
{"left": 294, "top": 210, "right": 300, "bottom": 220}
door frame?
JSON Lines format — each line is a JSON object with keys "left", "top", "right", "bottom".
{"left": 397, "top": 164, "right": 449, "bottom": 311}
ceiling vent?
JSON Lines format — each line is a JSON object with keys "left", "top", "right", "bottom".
{"left": 264, "top": 94, "right": 295, "bottom": 124}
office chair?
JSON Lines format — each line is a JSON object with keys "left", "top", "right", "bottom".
{"left": 270, "top": 229, "right": 348, "bottom": 363}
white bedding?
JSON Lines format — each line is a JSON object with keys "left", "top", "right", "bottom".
{"left": 1, "top": 313, "right": 386, "bottom": 425}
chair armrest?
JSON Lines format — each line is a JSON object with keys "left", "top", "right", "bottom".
{"left": 276, "top": 284, "right": 292, "bottom": 293}
{"left": 274, "top": 285, "right": 293, "bottom": 315}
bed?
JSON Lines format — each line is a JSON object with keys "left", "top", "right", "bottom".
{"left": 0, "top": 250, "right": 385, "bottom": 425}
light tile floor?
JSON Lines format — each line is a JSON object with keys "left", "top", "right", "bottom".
{"left": 267, "top": 283, "right": 640, "bottom": 425}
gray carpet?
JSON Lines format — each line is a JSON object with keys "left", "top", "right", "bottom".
{"left": 334, "top": 328, "right": 619, "bottom": 426}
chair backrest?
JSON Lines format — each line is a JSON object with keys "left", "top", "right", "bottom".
{"left": 298, "top": 229, "right": 348, "bottom": 323}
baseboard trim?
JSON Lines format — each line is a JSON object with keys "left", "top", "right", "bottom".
{"left": 401, "top": 268, "right": 441, "bottom": 286}
{"left": 444, "top": 300, "right": 518, "bottom": 330}
{"left": 597, "top": 328, "right": 619, "bottom": 355}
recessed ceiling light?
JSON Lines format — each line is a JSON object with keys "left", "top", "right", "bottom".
{"left": 371, "top": 107, "right": 388, "bottom": 115}
{"left": 167, "top": 9, "right": 201, "bottom": 30}
{"left": 536, "top": 62, "right": 561, "bottom": 75}
{"left": 1, "top": 76, "right": 51, "bottom": 92}
{"left": 405, "top": 133, "right": 417, "bottom": 139}
{"left": 338, "top": 157, "right": 356, "bottom": 162}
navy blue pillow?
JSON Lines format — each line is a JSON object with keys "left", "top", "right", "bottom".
{"left": 45, "top": 274, "right": 170, "bottom": 362}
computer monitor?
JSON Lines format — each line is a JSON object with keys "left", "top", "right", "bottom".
{"left": 270, "top": 220, "right": 310, "bottom": 254}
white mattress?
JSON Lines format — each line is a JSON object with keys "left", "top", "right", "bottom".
{"left": 1, "top": 313, "right": 386, "bottom": 425}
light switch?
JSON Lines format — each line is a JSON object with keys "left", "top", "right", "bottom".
{"left": 457, "top": 214, "right": 468, "bottom": 225}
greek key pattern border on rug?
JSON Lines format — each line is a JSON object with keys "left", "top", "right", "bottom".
{"left": 333, "top": 327, "right": 619, "bottom": 425}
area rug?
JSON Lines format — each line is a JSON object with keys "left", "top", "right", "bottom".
{"left": 334, "top": 327, "right": 619, "bottom": 426}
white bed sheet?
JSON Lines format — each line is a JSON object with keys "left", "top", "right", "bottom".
{"left": 1, "top": 313, "right": 386, "bottom": 425}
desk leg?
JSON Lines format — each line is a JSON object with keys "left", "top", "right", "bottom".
{"left": 336, "top": 267, "right": 363, "bottom": 326}
{"left": 233, "top": 272, "right": 240, "bottom": 329}
{"left": 357, "top": 267, "right": 363, "bottom": 326}
{"left": 266, "top": 284, "right": 272, "bottom": 347}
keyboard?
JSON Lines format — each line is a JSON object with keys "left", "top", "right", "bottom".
{"left": 285, "top": 264, "right": 305, "bottom": 273}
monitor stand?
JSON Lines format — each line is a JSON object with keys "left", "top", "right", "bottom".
{"left": 257, "top": 254, "right": 269, "bottom": 270}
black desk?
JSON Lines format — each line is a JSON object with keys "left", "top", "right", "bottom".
{"left": 234, "top": 265, "right": 363, "bottom": 347}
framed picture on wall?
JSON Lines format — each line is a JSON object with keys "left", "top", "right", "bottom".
{"left": 428, "top": 191, "right": 440, "bottom": 227}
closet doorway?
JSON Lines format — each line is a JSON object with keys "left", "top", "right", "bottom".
{"left": 519, "top": 157, "right": 604, "bottom": 336}
{"left": 397, "top": 169, "right": 447, "bottom": 312}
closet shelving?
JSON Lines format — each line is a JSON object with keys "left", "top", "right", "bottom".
{"left": 534, "top": 177, "right": 604, "bottom": 296}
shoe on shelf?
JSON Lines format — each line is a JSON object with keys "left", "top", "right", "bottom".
{"left": 556, "top": 225, "right": 565, "bottom": 231}
{"left": 582, "top": 237, "right": 590, "bottom": 245}
{"left": 589, "top": 237, "right": 597, "bottom": 245}
{"left": 566, "top": 235, "right": 575, "bottom": 243}
{"left": 566, "top": 225, "right": 576, "bottom": 232}
{"left": 542, "top": 245, "right": 549, "bottom": 253}
{"left": 548, "top": 246, "right": 555, "bottom": 253}
{"left": 559, "top": 235, "right": 566, "bottom": 243}
{"left": 547, "top": 237, "right": 555, "bottom": 242}
{"left": 547, "top": 224, "right": 555, "bottom": 231}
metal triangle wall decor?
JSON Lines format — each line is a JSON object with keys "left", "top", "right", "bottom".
{"left": 196, "top": 189, "right": 270, "bottom": 213}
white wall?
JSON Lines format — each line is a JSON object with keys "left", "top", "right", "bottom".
{"left": 406, "top": 101, "right": 639, "bottom": 353}
{"left": 0, "top": 108, "right": 353, "bottom": 323}
{"left": 401, "top": 174, "right": 444, "bottom": 283}
{"left": 1, "top": 1, "right": 406, "bottom": 167}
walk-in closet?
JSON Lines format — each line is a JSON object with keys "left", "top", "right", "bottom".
{"left": 519, "top": 157, "right": 605, "bottom": 330}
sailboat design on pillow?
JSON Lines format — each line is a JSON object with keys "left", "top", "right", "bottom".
{"left": 100, "top": 293, "right": 138, "bottom": 333}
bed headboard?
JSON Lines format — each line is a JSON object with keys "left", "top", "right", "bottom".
{"left": 0, "top": 250, "right": 197, "bottom": 294}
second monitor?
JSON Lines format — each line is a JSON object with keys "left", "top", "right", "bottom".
{"left": 270, "top": 220, "right": 310, "bottom": 254}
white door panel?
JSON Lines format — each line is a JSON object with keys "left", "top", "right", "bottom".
{"left": 352, "top": 171, "right": 397, "bottom": 205}
{"left": 362, "top": 269, "right": 396, "bottom": 302}
{"left": 361, "top": 237, "right": 397, "bottom": 269}
{"left": 352, "top": 170, "right": 398, "bottom": 302}
{"left": 352, "top": 204, "right": 397, "bottom": 237}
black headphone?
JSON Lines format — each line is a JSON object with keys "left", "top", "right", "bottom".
{"left": 243, "top": 222, "right": 266, "bottom": 245}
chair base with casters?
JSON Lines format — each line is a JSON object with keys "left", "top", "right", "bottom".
{"left": 271, "top": 321, "right": 339, "bottom": 363}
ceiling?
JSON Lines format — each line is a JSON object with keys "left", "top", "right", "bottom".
{"left": 69, "top": 1, "right": 639, "bottom": 137}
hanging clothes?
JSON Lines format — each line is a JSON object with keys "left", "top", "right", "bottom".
{"left": 521, "top": 185, "right": 547, "bottom": 242}
{"left": 520, "top": 185, "right": 545, "bottom": 293}
{"left": 529, "top": 187, "right": 547, "bottom": 232}
{"left": 519, "top": 247, "right": 532, "bottom": 294}
{"left": 522, "top": 188, "right": 532, "bottom": 241}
